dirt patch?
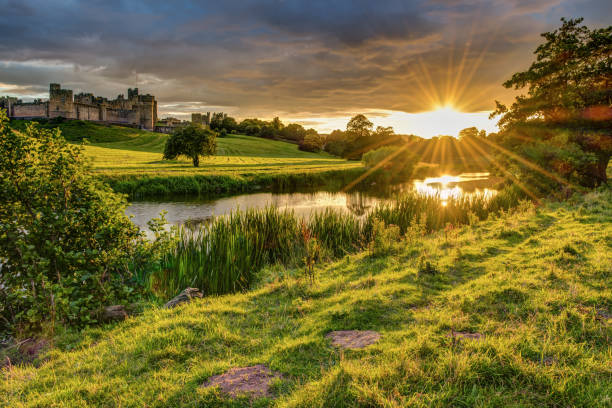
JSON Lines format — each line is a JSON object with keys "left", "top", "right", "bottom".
{"left": 201, "top": 365, "right": 282, "bottom": 398}
{"left": 326, "top": 330, "right": 381, "bottom": 349}
{"left": 1, "top": 338, "right": 50, "bottom": 370}
{"left": 447, "top": 330, "right": 484, "bottom": 341}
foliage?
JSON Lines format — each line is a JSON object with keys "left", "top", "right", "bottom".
{"left": 491, "top": 18, "right": 612, "bottom": 187}
{"left": 0, "top": 111, "right": 144, "bottom": 333}
{"left": 343, "top": 114, "right": 375, "bottom": 159}
{"left": 281, "top": 123, "right": 306, "bottom": 142}
{"left": 324, "top": 129, "right": 347, "bottom": 156}
{"left": 163, "top": 124, "right": 217, "bottom": 167}
{"left": 149, "top": 187, "right": 525, "bottom": 299}
{"left": 362, "top": 145, "right": 418, "bottom": 181}
{"left": 4, "top": 191, "right": 610, "bottom": 407}
{"left": 299, "top": 132, "right": 325, "bottom": 152}
{"left": 368, "top": 219, "right": 400, "bottom": 257}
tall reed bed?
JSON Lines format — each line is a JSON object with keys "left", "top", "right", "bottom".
{"left": 152, "top": 186, "right": 526, "bottom": 299}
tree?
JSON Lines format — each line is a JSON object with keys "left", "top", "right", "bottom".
{"left": 163, "top": 124, "right": 217, "bottom": 167}
{"left": 492, "top": 18, "right": 612, "bottom": 187}
{"left": 281, "top": 123, "right": 307, "bottom": 142}
{"left": 344, "top": 114, "right": 375, "bottom": 159}
{"left": 324, "top": 129, "right": 347, "bottom": 156}
{"left": 0, "top": 111, "right": 144, "bottom": 332}
{"left": 346, "top": 114, "right": 373, "bottom": 140}
{"left": 299, "top": 131, "right": 325, "bottom": 152}
{"left": 272, "top": 116, "right": 284, "bottom": 131}
{"left": 221, "top": 116, "right": 237, "bottom": 133}
{"left": 458, "top": 127, "right": 479, "bottom": 140}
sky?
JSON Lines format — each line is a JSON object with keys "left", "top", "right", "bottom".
{"left": 0, "top": 0, "right": 610, "bottom": 137}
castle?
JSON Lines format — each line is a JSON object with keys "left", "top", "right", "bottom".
{"left": 0, "top": 83, "right": 158, "bottom": 130}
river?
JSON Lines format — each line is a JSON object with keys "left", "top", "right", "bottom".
{"left": 126, "top": 172, "right": 499, "bottom": 234}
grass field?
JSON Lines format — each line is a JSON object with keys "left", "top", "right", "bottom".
{"left": 84, "top": 132, "right": 360, "bottom": 178}
{"left": 2, "top": 190, "right": 610, "bottom": 407}
{"left": 9, "top": 120, "right": 364, "bottom": 196}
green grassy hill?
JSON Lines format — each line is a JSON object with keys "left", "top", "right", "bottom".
{"left": 85, "top": 133, "right": 360, "bottom": 178}
{"left": 9, "top": 120, "right": 363, "bottom": 196}
{"left": 3, "top": 191, "right": 610, "bottom": 407}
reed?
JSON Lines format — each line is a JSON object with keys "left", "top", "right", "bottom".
{"left": 151, "top": 187, "right": 526, "bottom": 299}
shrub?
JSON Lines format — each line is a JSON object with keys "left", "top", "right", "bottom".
{"left": 0, "top": 111, "right": 145, "bottom": 334}
{"left": 362, "top": 146, "right": 417, "bottom": 180}
{"left": 368, "top": 218, "right": 400, "bottom": 257}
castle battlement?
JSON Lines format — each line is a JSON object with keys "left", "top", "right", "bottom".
{"left": 0, "top": 83, "right": 158, "bottom": 130}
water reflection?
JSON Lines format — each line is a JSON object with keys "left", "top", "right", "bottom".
{"left": 126, "top": 172, "right": 497, "bottom": 234}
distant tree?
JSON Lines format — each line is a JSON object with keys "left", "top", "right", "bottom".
{"left": 272, "top": 116, "right": 284, "bottom": 131}
{"left": 362, "top": 145, "right": 417, "bottom": 180}
{"left": 346, "top": 114, "right": 374, "bottom": 139}
{"left": 324, "top": 129, "right": 347, "bottom": 156}
{"left": 209, "top": 112, "right": 226, "bottom": 130}
{"left": 258, "top": 125, "right": 276, "bottom": 139}
{"left": 299, "top": 131, "right": 325, "bottom": 152}
{"left": 458, "top": 127, "right": 479, "bottom": 140}
{"left": 492, "top": 18, "right": 612, "bottom": 187}
{"left": 221, "top": 116, "right": 237, "bottom": 133}
{"left": 344, "top": 114, "right": 375, "bottom": 160}
{"left": 281, "top": 123, "right": 307, "bottom": 142}
{"left": 163, "top": 124, "right": 217, "bottom": 167}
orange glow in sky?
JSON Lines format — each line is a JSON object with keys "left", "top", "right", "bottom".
{"left": 288, "top": 105, "right": 498, "bottom": 138}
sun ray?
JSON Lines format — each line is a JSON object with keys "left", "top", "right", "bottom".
{"left": 342, "top": 141, "right": 416, "bottom": 192}
{"left": 477, "top": 136, "right": 582, "bottom": 190}
{"left": 461, "top": 136, "right": 541, "bottom": 202}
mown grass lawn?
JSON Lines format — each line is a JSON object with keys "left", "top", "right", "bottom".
{"left": 83, "top": 133, "right": 361, "bottom": 178}
{"left": 2, "top": 190, "right": 610, "bottom": 407}
{"left": 9, "top": 119, "right": 361, "bottom": 178}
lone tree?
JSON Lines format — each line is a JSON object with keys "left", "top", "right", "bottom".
{"left": 163, "top": 124, "right": 217, "bottom": 167}
{"left": 491, "top": 18, "right": 611, "bottom": 188}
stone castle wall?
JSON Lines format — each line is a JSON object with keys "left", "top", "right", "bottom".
{"left": 12, "top": 103, "right": 48, "bottom": 118}
{"left": 2, "top": 83, "right": 157, "bottom": 130}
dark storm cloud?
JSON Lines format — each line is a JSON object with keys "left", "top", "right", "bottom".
{"left": 0, "top": 0, "right": 609, "bottom": 120}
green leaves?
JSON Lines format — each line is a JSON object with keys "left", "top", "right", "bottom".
{"left": 0, "top": 112, "right": 145, "bottom": 334}
{"left": 163, "top": 124, "right": 217, "bottom": 167}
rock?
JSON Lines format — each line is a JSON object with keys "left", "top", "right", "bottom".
{"left": 163, "top": 287, "right": 203, "bottom": 309}
{"left": 202, "top": 365, "right": 282, "bottom": 398}
{"left": 326, "top": 330, "right": 381, "bottom": 349}
{"left": 102, "top": 305, "right": 128, "bottom": 322}
{"left": 447, "top": 330, "right": 484, "bottom": 341}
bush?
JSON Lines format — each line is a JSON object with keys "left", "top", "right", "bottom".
{"left": 0, "top": 111, "right": 145, "bottom": 334}
{"left": 362, "top": 146, "right": 417, "bottom": 180}
{"left": 368, "top": 218, "right": 400, "bottom": 257}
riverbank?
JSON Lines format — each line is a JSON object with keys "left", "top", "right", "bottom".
{"left": 3, "top": 189, "right": 610, "bottom": 407}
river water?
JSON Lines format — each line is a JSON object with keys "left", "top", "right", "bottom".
{"left": 126, "top": 173, "right": 498, "bottom": 234}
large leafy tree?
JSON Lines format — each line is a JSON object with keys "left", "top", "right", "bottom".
{"left": 163, "top": 124, "right": 217, "bottom": 167}
{"left": 492, "top": 18, "right": 611, "bottom": 187}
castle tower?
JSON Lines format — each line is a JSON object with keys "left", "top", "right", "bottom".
{"left": 48, "top": 83, "right": 74, "bottom": 119}
{"left": 128, "top": 88, "right": 139, "bottom": 101}
{"left": 137, "top": 94, "right": 157, "bottom": 130}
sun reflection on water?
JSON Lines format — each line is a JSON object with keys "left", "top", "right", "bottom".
{"left": 413, "top": 173, "right": 497, "bottom": 206}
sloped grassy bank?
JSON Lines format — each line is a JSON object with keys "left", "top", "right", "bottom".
{"left": 3, "top": 190, "right": 610, "bottom": 407}
{"left": 101, "top": 167, "right": 367, "bottom": 198}
{"left": 148, "top": 187, "right": 524, "bottom": 299}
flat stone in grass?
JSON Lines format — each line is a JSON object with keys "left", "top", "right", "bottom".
{"left": 447, "top": 330, "right": 484, "bottom": 341}
{"left": 201, "top": 365, "right": 282, "bottom": 398}
{"left": 163, "top": 287, "right": 203, "bottom": 309}
{"left": 326, "top": 330, "right": 381, "bottom": 349}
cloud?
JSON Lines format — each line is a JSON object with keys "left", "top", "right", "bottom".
{"left": 0, "top": 0, "right": 609, "bottom": 124}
